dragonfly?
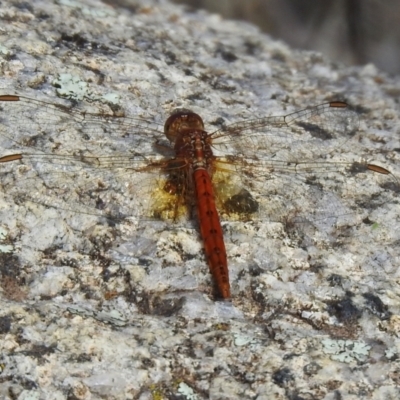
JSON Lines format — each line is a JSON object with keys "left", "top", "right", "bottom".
{"left": 0, "top": 94, "right": 394, "bottom": 299}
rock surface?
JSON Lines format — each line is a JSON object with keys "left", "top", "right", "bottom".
{"left": 0, "top": 0, "right": 399, "bottom": 399}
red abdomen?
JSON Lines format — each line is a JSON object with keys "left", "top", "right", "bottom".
{"left": 193, "top": 168, "right": 230, "bottom": 299}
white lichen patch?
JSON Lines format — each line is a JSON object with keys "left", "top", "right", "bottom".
{"left": 53, "top": 74, "right": 89, "bottom": 101}
{"left": 322, "top": 339, "right": 371, "bottom": 363}
{"left": 177, "top": 382, "right": 199, "bottom": 400}
{"left": 0, "top": 226, "right": 13, "bottom": 253}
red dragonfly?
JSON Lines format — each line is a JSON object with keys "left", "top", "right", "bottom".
{"left": 0, "top": 94, "right": 394, "bottom": 299}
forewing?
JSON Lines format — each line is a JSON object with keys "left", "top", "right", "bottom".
{"left": 0, "top": 95, "right": 166, "bottom": 155}
{"left": 211, "top": 102, "right": 359, "bottom": 161}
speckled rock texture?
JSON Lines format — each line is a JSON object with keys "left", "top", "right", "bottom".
{"left": 0, "top": 0, "right": 399, "bottom": 399}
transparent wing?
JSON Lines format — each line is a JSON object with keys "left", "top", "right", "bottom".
{"left": 0, "top": 153, "right": 186, "bottom": 222}
{"left": 0, "top": 95, "right": 397, "bottom": 236}
{"left": 202, "top": 101, "right": 396, "bottom": 238}
{"left": 0, "top": 95, "right": 166, "bottom": 156}
{"left": 212, "top": 155, "right": 397, "bottom": 236}
{"left": 0, "top": 95, "right": 192, "bottom": 221}
{"left": 211, "top": 102, "right": 359, "bottom": 160}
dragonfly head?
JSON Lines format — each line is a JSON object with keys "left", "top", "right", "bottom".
{"left": 164, "top": 108, "right": 204, "bottom": 143}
